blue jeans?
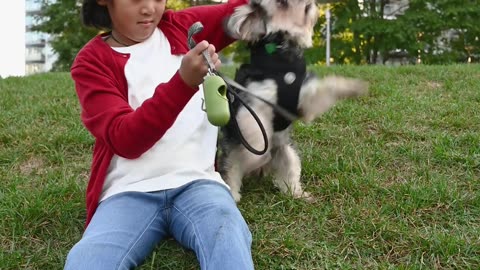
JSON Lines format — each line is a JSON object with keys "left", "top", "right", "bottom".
{"left": 64, "top": 180, "right": 254, "bottom": 270}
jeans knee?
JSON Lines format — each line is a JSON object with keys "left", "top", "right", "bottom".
{"left": 65, "top": 241, "right": 94, "bottom": 269}
{"left": 64, "top": 240, "right": 129, "bottom": 270}
{"left": 201, "top": 209, "right": 254, "bottom": 270}
{"left": 216, "top": 208, "right": 252, "bottom": 244}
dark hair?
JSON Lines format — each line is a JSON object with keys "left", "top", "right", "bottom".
{"left": 81, "top": 0, "right": 112, "bottom": 29}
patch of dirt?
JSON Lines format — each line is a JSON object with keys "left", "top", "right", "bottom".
{"left": 19, "top": 156, "right": 45, "bottom": 175}
{"left": 426, "top": 81, "right": 443, "bottom": 90}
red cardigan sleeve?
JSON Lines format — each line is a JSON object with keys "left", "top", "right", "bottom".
{"left": 164, "top": 0, "right": 248, "bottom": 52}
{"left": 71, "top": 44, "right": 197, "bottom": 159}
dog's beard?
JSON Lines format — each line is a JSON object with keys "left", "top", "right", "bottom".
{"left": 225, "top": 0, "right": 318, "bottom": 47}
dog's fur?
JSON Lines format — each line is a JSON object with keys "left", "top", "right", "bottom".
{"left": 218, "top": 0, "right": 368, "bottom": 202}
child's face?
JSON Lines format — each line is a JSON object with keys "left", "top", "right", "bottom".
{"left": 98, "top": 0, "right": 166, "bottom": 45}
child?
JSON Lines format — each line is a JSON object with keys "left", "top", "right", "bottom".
{"left": 64, "top": 0, "right": 254, "bottom": 269}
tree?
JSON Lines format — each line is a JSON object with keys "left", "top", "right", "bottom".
{"left": 418, "top": 0, "right": 479, "bottom": 63}
{"left": 321, "top": 0, "right": 480, "bottom": 65}
{"left": 35, "top": 0, "right": 480, "bottom": 69}
{"left": 34, "top": 0, "right": 98, "bottom": 71}
{"left": 324, "top": 0, "right": 416, "bottom": 65}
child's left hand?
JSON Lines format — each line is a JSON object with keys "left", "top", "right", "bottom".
{"left": 179, "top": 41, "right": 222, "bottom": 88}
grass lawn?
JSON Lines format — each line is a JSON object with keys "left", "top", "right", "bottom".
{"left": 1, "top": 64, "right": 479, "bottom": 269}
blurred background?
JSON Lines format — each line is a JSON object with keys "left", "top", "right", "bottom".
{"left": 1, "top": 0, "right": 478, "bottom": 78}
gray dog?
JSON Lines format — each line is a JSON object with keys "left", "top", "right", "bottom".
{"left": 218, "top": 0, "right": 368, "bottom": 202}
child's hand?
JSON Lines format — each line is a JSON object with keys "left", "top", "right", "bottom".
{"left": 179, "top": 40, "right": 221, "bottom": 88}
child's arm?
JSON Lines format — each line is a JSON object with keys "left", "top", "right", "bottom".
{"left": 71, "top": 52, "right": 197, "bottom": 159}
{"left": 170, "top": 0, "right": 249, "bottom": 52}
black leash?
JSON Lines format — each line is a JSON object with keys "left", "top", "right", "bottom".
{"left": 219, "top": 73, "right": 298, "bottom": 123}
{"left": 203, "top": 67, "right": 271, "bottom": 155}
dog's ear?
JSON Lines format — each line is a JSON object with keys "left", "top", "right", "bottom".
{"left": 224, "top": 4, "right": 266, "bottom": 42}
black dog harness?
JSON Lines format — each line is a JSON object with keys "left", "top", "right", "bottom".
{"left": 233, "top": 32, "right": 307, "bottom": 131}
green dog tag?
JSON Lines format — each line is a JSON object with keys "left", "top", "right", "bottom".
{"left": 265, "top": 43, "right": 277, "bottom": 54}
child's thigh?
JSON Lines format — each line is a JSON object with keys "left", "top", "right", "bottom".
{"left": 65, "top": 191, "right": 170, "bottom": 269}
{"left": 168, "top": 180, "right": 253, "bottom": 269}
{"left": 169, "top": 180, "right": 251, "bottom": 245}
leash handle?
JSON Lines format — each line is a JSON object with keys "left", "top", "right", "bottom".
{"left": 187, "top": 22, "right": 216, "bottom": 73}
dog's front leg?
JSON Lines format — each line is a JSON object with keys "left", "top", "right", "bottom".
{"left": 298, "top": 73, "right": 368, "bottom": 123}
{"left": 223, "top": 159, "right": 245, "bottom": 202}
{"left": 269, "top": 144, "right": 311, "bottom": 200}
{"left": 222, "top": 147, "right": 271, "bottom": 202}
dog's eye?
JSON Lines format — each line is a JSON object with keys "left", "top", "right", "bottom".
{"left": 276, "top": 0, "right": 288, "bottom": 8}
{"left": 305, "top": 4, "right": 311, "bottom": 13}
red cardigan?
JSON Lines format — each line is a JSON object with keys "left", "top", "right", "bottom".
{"left": 71, "top": 0, "right": 247, "bottom": 227}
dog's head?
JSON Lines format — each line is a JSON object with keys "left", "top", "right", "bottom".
{"left": 225, "top": 0, "right": 318, "bottom": 48}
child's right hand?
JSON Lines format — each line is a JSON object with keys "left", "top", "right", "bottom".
{"left": 179, "top": 40, "right": 220, "bottom": 88}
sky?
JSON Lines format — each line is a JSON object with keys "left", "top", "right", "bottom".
{"left": 0, "top": 2, "right": 26, "bottom": 78}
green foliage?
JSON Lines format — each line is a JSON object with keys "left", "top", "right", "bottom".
{"left": 34, "top": 0, "right": 98, "bottom": 71}
{"left": 319, "top": 0, "right": 480, "bottom": 64}
{"left": 34, "top": 0, "right": 479, "bottom": 68}
{"left": 394, "top": 0, "right": 480, "bottom": 64}
{"left": 166, "top": 0, "right": 190, "bottom": 10}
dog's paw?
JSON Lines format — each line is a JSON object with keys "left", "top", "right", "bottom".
{"left": 293, "top": 190, "right": 315, "bottom": 202}
{"left": 346, "top": 78, "right": 369, "bottom": 98}
{"left": 298, "top": 75, "right": 369, "bottom": 123}
{"left": 231, "top": 190, "right": 242, "bottom": 202}
{"left": 324, "top": 76, "right": 369, "bottom": 99}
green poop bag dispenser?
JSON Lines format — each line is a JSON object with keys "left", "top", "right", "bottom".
{"left": 202, "top": 75, "right": 230, "bottom": 126}
{"left": 188, "top": 21, "right": 230, "bottom": 126}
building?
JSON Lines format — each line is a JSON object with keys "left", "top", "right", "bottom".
{"left": 382, "top": 0, "right": 411, "bottom": 65}
{"left": 357, "top": 0, "right": 409, "bottom": 19}
{"left": 25, "top": 0, "right": 56, "bottom": 75}
{"left": 0, "top": 2, "right": 26, "bottom": 78}
{"left": 383, "top": 0, "right": 409, "bottom": 20}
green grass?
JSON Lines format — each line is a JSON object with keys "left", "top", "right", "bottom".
{"left": 1, "top": 64, "right": 479, "bottom": 269}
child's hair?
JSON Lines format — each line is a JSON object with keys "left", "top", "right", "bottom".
{"left": 81, "top": 0, "right": 112, "bottom": 29}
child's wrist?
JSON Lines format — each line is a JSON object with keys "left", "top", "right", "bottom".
{"left": 174, "top": 71, "right": 199, "bottom": 91}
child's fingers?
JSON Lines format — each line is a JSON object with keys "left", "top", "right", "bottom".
{"left": 210, "top": 52, "right": 219, "bottom": 63}
{"left": 192, "top": 40, "right": 210, "bottom": 54}
{"left": 192, "top": 42, "right": 217, "bottom": 62}
{"left": 207, "top": 44, "right": 216, "bottom": 56}
{"left": 206, "top": 44, "right": 219, "bottom": 69}
{"left": 214, "top": 58, "right": 222, "bottom": 70}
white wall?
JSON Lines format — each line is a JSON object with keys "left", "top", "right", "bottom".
{"left": 0, "top": 2, "right": 26, "bottom": 78}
